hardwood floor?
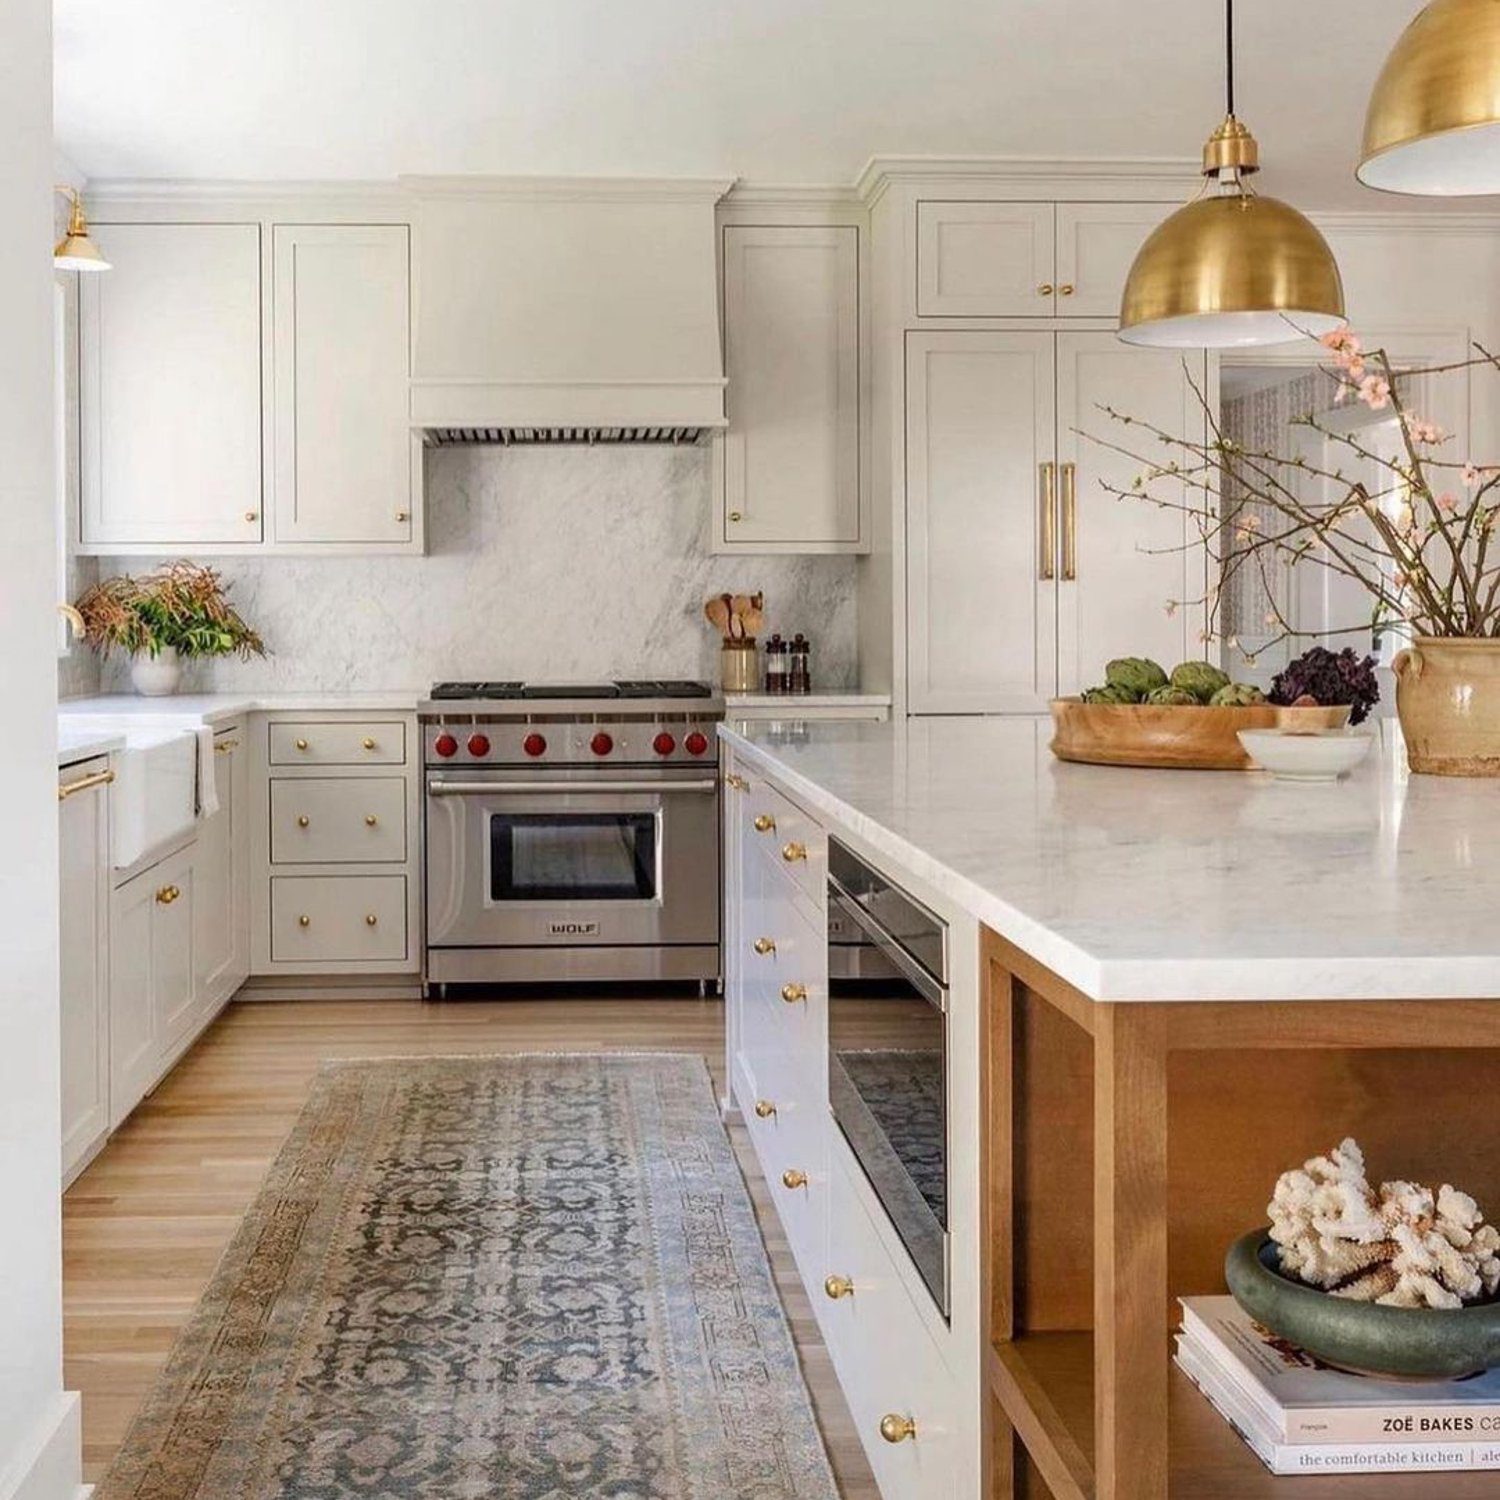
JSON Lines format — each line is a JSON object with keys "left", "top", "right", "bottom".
{"left": 62, "top": 995, "right": 879, "bottom": 1497}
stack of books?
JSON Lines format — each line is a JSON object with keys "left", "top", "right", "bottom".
{"left": 1176, "top": 1296, "right": 1500, "bottom": 1476}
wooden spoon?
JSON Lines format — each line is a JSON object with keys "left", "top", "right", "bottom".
{"left": 704, "top": 597, "right": 731, "bottom": 637}
{"left": 740, "top": 606, "right": 764, "bottom": 637}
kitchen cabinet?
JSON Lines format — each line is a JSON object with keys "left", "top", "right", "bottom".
{"left": 905, "top": 330, "right": 1198, "bottom": 714}
{"left": 915, "top": 200, "right": 1163, "bottom": 319}
{"left": 718, "top": 224, "right": 863, "bottom": 553}
{"left": 195, "top": 723, "right": 249, "bottom": 1015}
{"left": 80, "top": 221, "right": 264, "bottom": 548}
{"left": 58, "top": 758, "right": 112, "bottom": 1182}
{"left": 110, "top": 843, "right": 196, "bottom": 1127}
{"left": 271, "top": 224, "right": 420, "bottom": 546}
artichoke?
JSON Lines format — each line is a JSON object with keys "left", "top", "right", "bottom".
{"left": 1145, "top": 685, "right": 1199, "bottom": 706}
{"left": 1169, "top": 659, "right": 1231, "bottom": 702}
{"left": 1081, "top": 683, "right": 1140, "bottom": 705}
{"left": 1209, "top": 682, "right": 1266, "bottom": 707}
{"left": 1104, "top": 656, "right": 1168, "bottom": 697}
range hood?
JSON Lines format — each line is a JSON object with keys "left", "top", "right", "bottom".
{"left": 407, "top": 177, "right": 732, "bottom": 443}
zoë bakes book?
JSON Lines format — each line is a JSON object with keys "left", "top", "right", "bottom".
{"left": 1179, "top": 1296, "right": 1500, "bottom": 1445}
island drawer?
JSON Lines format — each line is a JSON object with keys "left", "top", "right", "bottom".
{"left": 269, "top": 777, "right": 407, "bottom": 864}
{"left": 269, "top": 720, "right": 407, "bottom": 766}
{"left": 740, "top": 870, "right": 827, "bottom": 1090}
{"left": 821, "top": 1149, "right": 958, "bottom": 1499}
{"left": 742, "top": 777, "right": 827, "bottom": 916}
{"left": 269, "top": 875, "right": 408, "bottom": 962}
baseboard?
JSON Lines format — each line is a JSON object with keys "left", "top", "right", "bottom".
{"left": 0, "top": 1392, "right": 82, "bottom": 1500}
{"left": 235, "top": 975, "right": 425, "bottom": 1003}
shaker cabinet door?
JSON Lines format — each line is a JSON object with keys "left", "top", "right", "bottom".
{"left": 720, "top": 225, "right": 862, "bottom": 552}
{"left": 1053, "top": 203, "right": 1168, "bottom": 319}
{"left": 915, "top": 201, "right": 1056, "bottom": 318}
{"left": 80, "top": 222, "right": 264, "bottom": 548}
{"left": 906, "top": 331, "right": 1058, "bottom": 714}
{"left": 272, "top": 224, "right": 417, "bottom": 545}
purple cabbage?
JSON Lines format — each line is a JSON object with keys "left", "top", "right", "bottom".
{"left": 1269, "top": 646, "right": 1381, "bottom": 725}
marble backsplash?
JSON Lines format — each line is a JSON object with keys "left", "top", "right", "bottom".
{"left": 91, "top": 443, "right": 859, "bottom": 694}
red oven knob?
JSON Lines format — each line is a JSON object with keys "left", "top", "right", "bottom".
{"left": 467, "top": 733, "right": 491, "bottom": 757}
{"left": 591, "top": 731, "right": 615, "bottom": 757}
{"left": 684, "top": 730, "right": 709, "bottom": 757}
{"left": 522, "top": 732, "right": 547, "bottom": 758}
{"left": 652, "top": 731, "right": 676, "bottom": 756}
{"left": 433, "top": 733, "right": 459, "bottom": 758}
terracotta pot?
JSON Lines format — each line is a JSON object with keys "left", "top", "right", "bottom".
{"left": 1393, "top": 636, "right": 1500, "bottom": 776}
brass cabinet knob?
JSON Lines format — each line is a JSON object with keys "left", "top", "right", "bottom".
{"left": 823, "top": 1275, "right": 855, "bottom": 1300}
{"left": 781, "top": 1169, "right": 808, "bottom": 1190}
{"left": 365, "top": 814, "right": 378, "bottom": 826}
{"left": 879, "top": 1414, "right": 917, "bottom": 1445}
{"left": 362, "top": 737, "right": 376, "bottom": 750}
{"left": 297, "top": 814, "right": 310, "bottom": 828}
{"left": 155, "top": 884, "right": 177, "bottom": 904}
{"left": 1058, "top": 283, "right": 1075, "bottom": 296}
{"left": 298, "top": 914, "right": 311, "bottom": 927}
{"left": 1036, "top": 283, "right": 1054, "bottom": 296}
{"left": 244, "top": 510, "right": 258, "bottom": 522}
{"left": 728, "top": 511, "right": 743, "bottom": 522}
{"left": 214, "top": 738, "right": 238, "bottom": 754}
{"left": 752, "top": 937, "right": 776, "bottom": 956}
{"left": 395, "top": 510, "right": 409, "bottom": 523}
{"left": 781, "top": 841, "right": 807, "bottom": 863}
{"left": 780, "top": 982, "right": 807, "bottom": 1004}
{"left": 754, "top": 1099, "right": 777, "bottom": 1118}
{"left": 723, "top": 773, "right": 748, "bottom": 791}
{"left": 752, "top": 814, "right": 776, "bottom": 833}
{"left": 365, "top": 913, "right": 378, "bottom": 926}
{"left": 295, "top": 738, "right": 309, "bottom": 751}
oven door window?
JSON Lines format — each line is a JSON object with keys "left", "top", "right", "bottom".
{"left": 489, "top": 812, "right": 657, "bottom": 902}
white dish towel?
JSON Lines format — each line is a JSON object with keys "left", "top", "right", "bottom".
{"left": 195, "top": 725, "right": 220, "bottom": 820}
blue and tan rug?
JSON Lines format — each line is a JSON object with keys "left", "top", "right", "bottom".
{"left": 97, "top": 1054, "right": 839, "bottom": 1499}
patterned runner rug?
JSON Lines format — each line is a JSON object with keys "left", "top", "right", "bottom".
{"left": 97, "top": 1054, "right": 839, "bottom": 1500}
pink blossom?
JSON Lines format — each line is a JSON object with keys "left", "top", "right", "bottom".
{"left": 1437, "top": 492, "right": 1457, "bottom": 513}
{"left": 1463, "top": 462, "right": 1483, "bottom": 487}
{"left": 1405, "top": 415, "right": 1447, "bottom": 445}
{"left": 1358, "top": 374, "right": 1391, "bottom": 410}
{"left": 1164, "top": 600, "right": 1179, "bottom": 618}
{"left": 1320, "top": 329, "right": 1362, "bottom": 356}
{"left": 1262, "top": 611, "right": 1278, "bottom": 627}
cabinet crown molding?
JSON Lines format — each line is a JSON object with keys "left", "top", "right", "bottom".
{"left": 855, "top": 153, "right": 1200, "bottom": 204}
{"left": 400, "top": 174, "right": 735, "bottom": 204}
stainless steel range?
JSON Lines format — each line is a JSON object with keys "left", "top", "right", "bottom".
{"left": 419, "top": 680, "right": 723, "bottom": 990}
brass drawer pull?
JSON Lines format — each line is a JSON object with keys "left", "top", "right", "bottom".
{"left": 154, "top": 884, "right": 179, "bottom": 905}
{"left": 781, "top": 1169, "right": 808, "bottom": 1190}
{"left": 214, "top": 738, "right": 239, "bottom": 754}
{"left": 1058, "top": 282, "right": 1075, "bottom": 296}
{"left": 723, "top": 773, "right": 748, "bottom": 791}
{"left": 823, "top": 1275, "right": 855, "bottom": 1300}
{"left": 362, "top": 737, "right": 376, "bottom": 750}
{"left": 298, "top": 914, "right": 311, "bottom": 927}
{"left": 781, "top": 841, "right": 807, "bottom": 863}
{"left": 780, "top": 983, "right": 807, "bottom": 1004}
{"left": 244, "top": 510, "right": 258, "bottom": 522}
{"left": 754, "top": 1099, "right": 776, "bottom": 1119}
{"left": 365, "top": 913, "right": 378, "bottom": 926}
{"left": 728, "top": 510, "right": 743, "bottom": 522}
{"left": 879, "top": 1414, "right": 917, "bottom": 1445}
{"left": 295, "top": 738, "right": 309, "bottom": 751}
{"left": 365, "top": 814, "right": 379, "bottom": 826}
{"left": 1039, "top": 462, "right": 1057, "bottom": 581}
{"left": 297, "top": 815, "right": 310, "bottom": 828}
{"left": 395, "top": 510, "right": 409, "bottom": 523}
{"left": 1036, "top": 282, "right": 1054, "bottom": 296}
{"left": 752, "top": 937, "right": 776, "bottom": 956}
{"left": 57, "top": 767, "right": 115, "bottom": 801}
{"left": 752, "top": 813, "right": 776, "bottom": 833}
{"left": 1061, "top": 460, "right": 1077, "bottom": 581}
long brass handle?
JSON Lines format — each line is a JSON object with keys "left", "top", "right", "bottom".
{"left": 879, "top": 1414, "right": 917, "bottom": 1445}
{"left": 824, "top": 1275, "right": 855, "bottom": 1300}
{"left": 780, "top": 983, "right": 807, "bottom": 1004}
{"left": 753, "top": 937, "right": 776, "bottom": 956}
{"left": 1039, "top": 462, "right": 1057, "bottom": 581}
{"left": 752, "top": 814, "right": 776, "bottom": 833}
{"left": 57, "top": 767, "right": 115, "bottom": 801}
{"left": 1062, "top": 461, "right": 1077, "bottom": 581}
{"left": 754, "top": 1099, "right": 776, "bottom": 1118}
{"left": 781, "top": 841, "right": 807, "bottom": 863}
{"left": 781, "top": 1169, "right": 808, "bottom": 1190}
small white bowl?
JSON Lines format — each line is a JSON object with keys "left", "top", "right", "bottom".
{"left": 1237, "top": 728, "right": 1374, "bottom": 782}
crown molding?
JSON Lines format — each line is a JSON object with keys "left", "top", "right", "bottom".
{"left": 85, "top": 177, "right": 403, "bottom": 201}
{"left": 854, "top": 153, "right": 1199, "bottom": 204}
{"left": 721, "top": 180, "right": 863, "bottom": 209}
{"left": 1311, "top": 208, "right": 1500, "bottom": 235}
{"left": 400, "top": 174, "right": 736, "bottom": 203}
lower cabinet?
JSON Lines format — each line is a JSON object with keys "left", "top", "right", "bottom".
{"left": 196, "top": 724, "right": 250, "bottom": 1013}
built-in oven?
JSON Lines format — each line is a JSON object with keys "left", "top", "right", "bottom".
{"left": 827, "top": 837, "right": 950, "bottom": 1317}
{"left": 425, "top": 765, "right": 720, "bottom": 985}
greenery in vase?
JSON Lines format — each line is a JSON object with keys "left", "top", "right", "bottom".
{"left": 73, "top": 561, "right": 266, "bottom": 660}
{"left": 1089, "top": 332, "right": 1500, "bottom": 655}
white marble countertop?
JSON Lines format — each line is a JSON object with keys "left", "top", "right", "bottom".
{"left": 725, "top": 691, "right": 892, "bottom": 709}
{"left": 721, "top": 715, "right": 1500, "bottom": 1003}
{"left": 59, "top": 691, "right": 424, "bottom": 726}
{"left": 57, "top": 727, "right": 125, "bottom": 767}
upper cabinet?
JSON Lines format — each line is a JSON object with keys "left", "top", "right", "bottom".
{"left": 78, "top": 206, "right": 422, "bottom": 556}
{"left": 272, "top": 224, "right": 419, "bottom": 546}
{"left": 717, "top": 222, "right": 866, "bottom": 553}
{"left": 81, "top": 222, "right": 264, "bottom": 548}
{"left": 915, "top": 200, "right": 1165, "bottom": 320}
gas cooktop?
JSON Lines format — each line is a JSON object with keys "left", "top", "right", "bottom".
{"left": 428, "top": 679, "right": 714, "bottom": 702}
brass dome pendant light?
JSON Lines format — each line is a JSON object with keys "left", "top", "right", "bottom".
{"left": 1359, "top": 0, "right": 1500, "bottom": 194}
{"left": 1119, "top": 0, "right": 1345, "bottom": 348}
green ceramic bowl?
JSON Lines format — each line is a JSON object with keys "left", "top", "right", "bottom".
{"left": 1225, "top": 1229, "right": 1500, "bottom": 1381}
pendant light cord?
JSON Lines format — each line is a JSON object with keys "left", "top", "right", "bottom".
{"left": 1225, "top": 0, "right": 1235, "bottom": 118}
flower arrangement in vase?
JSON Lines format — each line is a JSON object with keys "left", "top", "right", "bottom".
{"left": 73, "top": 560, "right": 266, "bottom": 695}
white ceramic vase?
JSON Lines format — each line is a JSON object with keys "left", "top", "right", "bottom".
{"left": 130, "top": 646, "right": 182, "bottom": 697}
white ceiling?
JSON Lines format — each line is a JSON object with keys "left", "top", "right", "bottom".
{"left": 54, "top": 0, "right": 1463, "bottom": 209}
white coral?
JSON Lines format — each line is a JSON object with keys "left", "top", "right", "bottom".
{"left": 1266, "top": 1140, "right": 1499, "bottom": 1309}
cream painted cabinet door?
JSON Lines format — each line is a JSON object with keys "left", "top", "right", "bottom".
{"left": 1055, "top": 333, "right": 1202, "bottom": 696}
{"left": 915, "top": 201, "right": 1056, "bottom": 318}
{"left": 195, "top": 727, "right": 249, "bottom": 1012}
{"left": 59, "top": 761, "right": 111, "bottom": 1180}
{"left": 272, "top": 224, "right": 416, "bottom": 545}
{"left": 906, "top": 331, "right": 1058, "bottom": 714}
{"left": 80, "top": 222, "right": 264, "bottom": 548}
{"left": 720, "top": 225, "right": 861, "bottom": 551}
{"left": 1054, "top": 203, "right": 1168, "bottom": 319}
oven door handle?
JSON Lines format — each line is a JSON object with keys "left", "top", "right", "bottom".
{"left": 828, "top": 879, "right": 948, "bottom": 1012}
{"left": 427, "top": 777, "right": 720, "bottom": 796}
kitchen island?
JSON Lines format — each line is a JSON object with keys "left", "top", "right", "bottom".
{"left": 718, "top": 715, "right": 1500, "bottom": 1500}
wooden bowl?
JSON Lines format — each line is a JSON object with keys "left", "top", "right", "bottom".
{"left": 1048, "top": 699, "right": 1352, "bottom": 770}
